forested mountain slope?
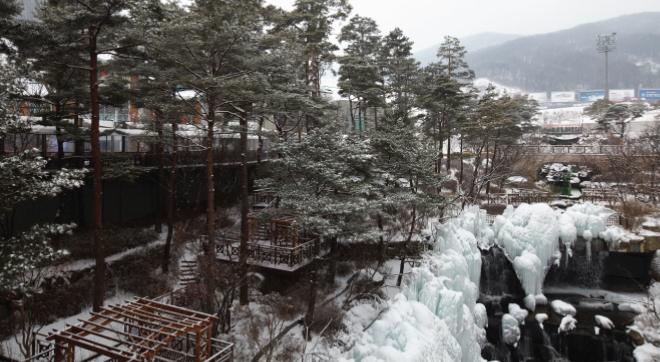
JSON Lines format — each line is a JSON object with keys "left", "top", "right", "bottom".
{"left": 462, "top": 12, "right": 660, "bottom": 92}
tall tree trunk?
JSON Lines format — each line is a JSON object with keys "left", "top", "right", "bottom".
{"left": 73, "top": 115, "right": 86, "bottom": 227}
{"left": 486, "top": 142, "right": 498, "bottom": 195}
{"left": 377, "top": 214, "right": 386, "bottom": 266}
{"left": 459, "top": 135, "right": 464, "bottom": 186}
{"left": 205, "top": 96, "right": 216, "bottom": 314}
{"left": 256, "top": 116, "right": 263, "bottom": 178}
{"left": 155, "top": 119, "right": 164, "bottom": 233}
{"left": 304, "top": 238, "right": 321, "bottom": 340}
{"left": 55, "top": 106, "right": 64, "bottom": 169}
{"left": 446, "top": 125, "right": 451, "bottom": 173}
{"left": 162, "top": 122, "right": 178, "bottom": 273}
{"left": 89, "top": 26, "right": 105, "bottom": 313}
{"left": 239, "top": 110, "right": 249, "bottom": 305}
{"left": 396, "top": 204, "right": 416, "bottom": 287}
{"left": 53, "top": 118, "right": 65, "bottom": 249}
{"left": 437, "top": 115, "right": 444, "bottom": 173}
{"left": 349, "top": 98, "right": 355, "bottom": 131}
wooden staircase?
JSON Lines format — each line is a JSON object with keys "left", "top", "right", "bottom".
{"left": 179, "top": 260, "right": 198, "bottom": 286}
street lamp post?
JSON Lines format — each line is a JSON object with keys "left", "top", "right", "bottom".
{"left": 597, "top": 33, "right": 616, "bottom": 101}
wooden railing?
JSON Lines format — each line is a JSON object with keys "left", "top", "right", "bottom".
{"left": 204, "top": 339, "right": 234, "bottom": 362}
{"left": 217, "top": 237, "right": 330, "bottom": 269}
{"left": 486, "top": 192, "right": 550, "bottom": 206}
{"left": 151, "top": 287, "right": 191, "bottom": 307}
{"left": 20, "top": 336, "right": 53, "bottom": 362}
{"left": 251, "top": 189, "right": 278, "bottom": 209}
{"left": 44, "top": 148, "right": 268, "bottom": 170}
{"left": 520, "top": 145, "right": 625, "bottom": 155}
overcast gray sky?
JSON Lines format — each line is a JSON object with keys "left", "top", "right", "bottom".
{"left": 266, "top": 0, "right": 660, "bottom": 51}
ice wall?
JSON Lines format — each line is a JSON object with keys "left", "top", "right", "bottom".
{"left": 344, "top": 208, "right": 486, "bottom": 362}
{"left": 493, "top": 204, "right": 560, "bottom": 299}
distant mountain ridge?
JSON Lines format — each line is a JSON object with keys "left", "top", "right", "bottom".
{"left": 414, "top": 32, "right": 521, "bottom": 66}
{"left": 463, "top": 12, "right": 660, "bottom": 92}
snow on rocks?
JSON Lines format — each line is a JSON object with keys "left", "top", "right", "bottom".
{"left": 535, "top": 294, "right": 548, "bottom": 306}
{"left": 344, "top": 207, "right": 486, "bottom": 362}
{"left": 474, "top": 303, "right": 488, "bottom": 329}
{"left": 618, "top": 302, "right": 647, "bottom": 314}
{"left": 502, "top": 314, "right": 521, "bottom": 346}
{"left": 524, "top": 294, "right": 536, "bottom": 311}
{"left": 508, "top": 303, "right": 528, "bottom": 325}
{"left": 594, "top": 315, "right": 614, "bottom": 330}
{"left": 600, "top": 226, "right": 644, "bottom": 250}
{"left": 551, "top": 300, "right": 577, "bottom": 317}
{"left": 634, "top": 343, "right": 660, "bottom": 362}
{"left": 559, "top": 315, "right": 577, "bottom": 333}
{"left": 535, "top": 313, "right": 548, "bottom": 330}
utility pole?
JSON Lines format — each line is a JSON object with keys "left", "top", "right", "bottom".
{"left": 597, "top": 33, "right": 616, "bottom": 101}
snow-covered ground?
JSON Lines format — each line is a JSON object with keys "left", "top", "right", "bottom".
{"left": 1, "top": 291, "right": 135, "bottom": 361}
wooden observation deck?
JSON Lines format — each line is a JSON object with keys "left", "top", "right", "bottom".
{"left": 216, "top": 212, "right": 330, "bottom": 272}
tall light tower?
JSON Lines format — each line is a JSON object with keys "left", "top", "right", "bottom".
{"left": 597, "top": 33, "right": 616, "bottom": 101}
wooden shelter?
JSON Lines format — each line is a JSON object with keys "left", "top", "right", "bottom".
{"left": 46, "top": 298, "right": 232, "bottom": 362}
{"left": 248, "top": 212, "right": 300, "bottom": 247}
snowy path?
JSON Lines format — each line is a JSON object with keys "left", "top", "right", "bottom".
{"left": 44, "top": 231, "right": 167, "bottom": 276}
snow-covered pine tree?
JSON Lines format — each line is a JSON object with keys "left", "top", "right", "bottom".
{"left": 378, "top": 28, "right": 420, "bottom": 126}
{"left": 597, "top": 100, "right": 649, "bottom": 138}
{"left": 337, "top": 15, "right": 384, "bottom": 131}
{"left": 146, "top": 0, "right": 272, "bottom": 309}
{"left": 424, "top": 36, "right": 475, "bottom": 172}
{"left": 370, "top": 118, "right": 446, "bottom": 283}
{"left": 261, "top": 123, "right": 378, "bottom": 243}
{"left": 0, "top": 62, "right": 86, "bottom": 295}
{"left": 37, "top": 0, "right": 143, "bottom": 312}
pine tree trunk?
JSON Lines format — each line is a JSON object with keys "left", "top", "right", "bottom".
{"left": 324, "top": 237, "right": 337, "bottom": 285}
{"left": 304, "top": 242, "right": 320, "bottom": 340}
{"left": 377, "top": 214, "right": 386, "bottom": 265}
{"left": 446, "top": 126, "right": 451, "bottom": 173}
{"left": 486, "top": 143, "right": 498, "bottom": 195}
{"left": 155, "top": 119, "right": 164, "bottom": 233}
{"left": 349, "top": 98, "right": 355, "bottom": 131}
{"left": 397, "top": 204, "right": 416, "bottom": 287}
{"left": 256, "top": 116, "right": 263, "bottom": 178}
{"left": 437, "top": 115, "right": 444, "bottom": 173}
{"left": 53, "top": 119, "right": 65, "bottom": 249}
{"left": 89, "top": 26, "right": 105, "bottom": 313}
{"left": 205, "top": 96, "right": 216, "bottom": 314}
{"left": 239, "top": 110, "right": 249, "bottom": 305}
{"left": 162, "top": 122, "right": 178, "bottom": 273}
{"left": 459, "top": 136, "right": 464, "bottom": 186}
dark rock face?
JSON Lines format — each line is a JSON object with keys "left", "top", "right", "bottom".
{"left": 480, "top": 246, "right": 526, "bottom": 297}
{"left": 479, "top": 245, "right": 636, "bottom": 362}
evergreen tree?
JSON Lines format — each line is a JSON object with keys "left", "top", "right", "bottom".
{"left": 371, "top": 119, "right": 446, "bottom": 275}
{"left": 280, "top": 0, "right": 351, "bottom": 100}
{"left": 0, "top": 61, "right": 86, "bottom": 295}
{"left": 379, "top": 28, "right": 419, "bottom": 125}
{"left": 37, "top": 0, "right": 144, "bottom": 312}
{"left": 584, "top": 99, "right": 614, "bottom": 120}
{"left": 597, "top": 100, "right": 649, "bottom": 138}
{"left": 424, "top": 36, "right": 475, "bottom": 172}
{"left": 146, "top": 0, "right": 269, "bottom": 309}
{"left": 337, "top": 15, "right": 383, "bottom": 131}
{"left": 460, "top": 85, "right": 537, "bottom": 204}
{"left": 259, "top": 122, "right": 378, "bottom": 334}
